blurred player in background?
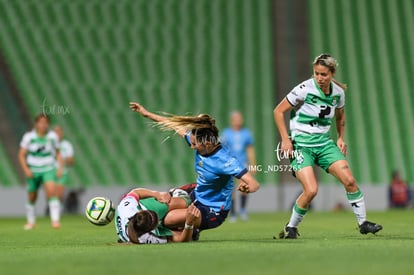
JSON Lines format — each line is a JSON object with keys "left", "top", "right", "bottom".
{"left": 273, "top": 54, "right": 382, "bottom": 238}
{"left": 53, "top": 126, "right": 75, "bottom": 205}
{"left": 221, "top": 111, "right": 256, "bottom": 222}
{"left": 116, "top": 187, "right": 199, "bottom": 244}
{"left": 18, "top": 114, "right": 63, "bottom": 229}
{"left": 130, "top": 102, "right": 260, "bottom": 240}
{"left": 389, "top": 170, "right": 410, "bottom": 208}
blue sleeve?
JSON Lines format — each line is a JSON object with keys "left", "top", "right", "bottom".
{"left": 235, "top": 168, "right": 248, "bottom": 179}
{"left": 221, "top": 154, "right": 248, "bottom": 178}
{"left": 184, "top": 132, "right": 191, "bottom": 146}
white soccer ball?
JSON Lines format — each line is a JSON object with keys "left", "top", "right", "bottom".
{"left": 85, "top": 197, "right": 115, "bottom": 226}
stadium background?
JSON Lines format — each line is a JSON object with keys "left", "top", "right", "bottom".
{"left": 0, "top": 0, "right": 412, "bottom": 214}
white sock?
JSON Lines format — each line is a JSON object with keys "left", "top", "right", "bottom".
{"left": 26, "top": 203, "right": 36, "bottom": 225}
{"left": 347, "top": 189, "right": 366, "bottom": 225}
{"left": 49, "top": 198, "right": 60, "bottom": 223}
{"left": 287, "top": 203, "right": 308, "bottom": 228}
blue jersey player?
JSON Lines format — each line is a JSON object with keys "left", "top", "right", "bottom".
{"left": 221, "top": 112, "right": 254, "bottom": 167}
{"left": 221, "top": 111, "right": 256, "bottom": 221}
{"left": 130, "top": 102, "right": 260, "bottom": 238}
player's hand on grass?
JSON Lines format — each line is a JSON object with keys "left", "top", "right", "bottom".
{"left": 129, "top": 102, "right": 149, "bottom": 117}
{"left": 156, "top": 192, "right": 171, "bottom": 204}
{"left": 185, "top": 204, "right": 200, "bottom": 225}
{"left": 337, "top": 137, "right": 347, "bottom": 156}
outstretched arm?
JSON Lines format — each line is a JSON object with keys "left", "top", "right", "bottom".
{"left": 335, "top": 108, "right": 347, "bottom": 156}
{"left": 129, "top": 102, "right": 187, "bottom": 137}
{"left": 238, "top": 171, "right": 260, "bottom": 194}
{"left": 273, "top": 98, "right": 294, "bottom": 155}
{"left": 128, "top": 188, "right": 171, "bottom": 204}
{"left": 18, "top": 148, "right": 33, "bottom": 178}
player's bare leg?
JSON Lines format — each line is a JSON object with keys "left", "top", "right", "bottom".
{"left": 328, "top": 160, "right": 382, "bottom": 234}
{"left": 56, "top": 184, "right": 65, "bottom": 203}
{"left": 279, "top": 166, "right": 317, "bottom": 239}
{"left": 44, "top": 182, "right": 61, "bottom": 229}
{"left": 24, "top": 191, "right": 38, "bottom": 230}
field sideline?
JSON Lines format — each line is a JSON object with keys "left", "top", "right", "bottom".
{"left": 1, "top": 211, "right": 413, "bottom": 275}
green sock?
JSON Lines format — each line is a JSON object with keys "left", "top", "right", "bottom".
{"left": 287, "top": 203, "right": 308, "bottom": 228}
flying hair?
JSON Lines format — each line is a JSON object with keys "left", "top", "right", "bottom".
{"left": 154, "top": 113, "right": 219, "bottom": 140}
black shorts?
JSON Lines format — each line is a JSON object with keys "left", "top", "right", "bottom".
{"left": 190, "top": 192, "right": 229, "bottom": 230}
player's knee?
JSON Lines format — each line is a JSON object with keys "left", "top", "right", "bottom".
{"left": 342, "top": 175, "right": 356, "bottom": 189}
{"left": 28, "top": 192, "right": 38, "bottom": 202}
{"left": 304, "top": 187, "right": 318, "bottom": 200}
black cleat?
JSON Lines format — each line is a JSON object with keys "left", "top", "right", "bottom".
{"left": 278, "top": 225, "right": 299, "bottom": 239}
{"left": 359, "top": 221, "right": 383, "bottom": 234}
{"left": 192, "top": 228, "right": 200, "bottom": 241}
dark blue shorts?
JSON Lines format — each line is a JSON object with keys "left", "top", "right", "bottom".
{"left": 190, "top": 192, "right": 229, "bottom": 230}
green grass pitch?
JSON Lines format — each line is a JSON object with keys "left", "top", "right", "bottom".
{"left": 1, "top": 210, "right": 413, "bottom": 275}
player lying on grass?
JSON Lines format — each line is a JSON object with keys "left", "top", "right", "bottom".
{"left": 116, "top": 187, "right": 200, "bottom": 244}
{"left": 130, "top": 102, "right": 260, "bottom": 241}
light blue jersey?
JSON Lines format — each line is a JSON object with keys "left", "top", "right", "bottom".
{"left": 221, "top": 128, "right": 253, "bottom": 166}
{"left": 185, "top": 133, "right": 247, "bottom": 212}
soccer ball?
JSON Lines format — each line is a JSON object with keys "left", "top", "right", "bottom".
{"left": 85, "top": 197, "right": 115, "bottom": 226}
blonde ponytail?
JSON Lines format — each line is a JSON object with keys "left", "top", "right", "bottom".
{"left": 332, "top": 79, "right": 347, "bottom": 90}
{"left": 154, "top": 113, "right": 219, "bottom": 145}
{"left": 155, "top": 113, "right": 216, "bottom": 131}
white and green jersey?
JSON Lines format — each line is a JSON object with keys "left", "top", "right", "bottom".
{"left": 20, "top": 130, "right": 60, "bottom": 173}
{"left": 286, "top": 78, "right": 345, "bottom": 147}
{"left": 57, "top": 139, "right": 74, "bottom": 174}
{"left": 115, "top": 194, "right": 171, "bottom": 244}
